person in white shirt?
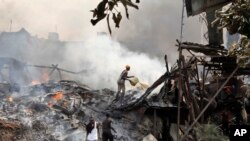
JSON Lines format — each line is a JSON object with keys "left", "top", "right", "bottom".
{"left": 86, "top": 116, "right": 100, "bottom": 141}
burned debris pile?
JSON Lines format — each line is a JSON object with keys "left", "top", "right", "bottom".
{"left": 0, "top": 79, "right": 168, "bottom": 141}
{"left": 173, "top": 38, "right": 250, "bottom": 140}
{"left": 1, "top": 1, "right": 250, "bottom": 141}
{"left": 2, "top": 46, "right": 249, "bottom": 141}
{"left": 0, "top": 47, "right": 249, "bottom": 140}
{"left": 0, "top": 119, "right": 32, "bottom": 141}
{"left": 0, "top": 80, "right": 91, "bottom": 141}
{"left": 108, "top": 39, "right": 250, "bottom": 140}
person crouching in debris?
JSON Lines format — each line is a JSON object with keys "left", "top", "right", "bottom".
{"left": 102, "top": 113, "right": 117, "bottom": 141}
{"left": 115, "top": 65, "right": 134, "bottom": 103}
{"left": 86, "top": 116, "right": 100, "bottom": 141}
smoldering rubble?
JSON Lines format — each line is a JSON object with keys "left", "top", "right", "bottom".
{"left": 0, "top": 29, "right": 168, "bottom": 141}
{"left": 0, "top": 79, "right": 170, "bottom": 141}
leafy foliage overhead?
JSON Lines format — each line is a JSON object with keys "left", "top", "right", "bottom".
{"left": 212, "top": 0, "right": 250, "bottom": 38}
{"left": 90, "top": 0, "right": 140, "bottom": 34}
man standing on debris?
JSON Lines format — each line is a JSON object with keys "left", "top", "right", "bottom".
{"left": 115, "top": 65, "right": 134, "bottom": 103}
{"left": 102, "top": 113, "right": 117, "bottom": 141}
{"left": 86, "top": 116, "right": 100, "bottom": 141}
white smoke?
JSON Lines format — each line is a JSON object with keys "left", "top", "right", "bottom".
{"left": 0, "top": 30, "right": 166, "bottom": 90}
{"left": 0, "top": 0, "right": 203, "bottom": 62}
{"left": 64, "top": 35, "right": 165, "bottom": 90}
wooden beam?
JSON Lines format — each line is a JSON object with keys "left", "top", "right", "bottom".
{"left": 181, "top": 66, "right": 239, "bottom": 141}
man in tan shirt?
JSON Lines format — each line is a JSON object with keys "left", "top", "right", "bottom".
{"left": 115, "top": 65, "right": 134, "bottom": 104}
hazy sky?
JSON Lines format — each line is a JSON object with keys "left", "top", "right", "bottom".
{"left": 0, "top": 0, "right": 203, "bottom": 60}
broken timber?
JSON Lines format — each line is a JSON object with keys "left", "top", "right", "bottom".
{"left": 181, "top": 66, "right": 239, "bottom": 141}
{"left": 179, "top": 42, "right": 227, "bottom": 55}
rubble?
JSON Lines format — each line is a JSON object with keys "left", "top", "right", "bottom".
{"left": 228, "top": 36, "right": 250, "bottom": 67}
{"left": 1, "top": 1, "right": 250, "bottom": 140}
{"left": 0, "top": 119, "right": 32, "bottom": 141}
{"left": 2, "top": 45, "right": 249, "bottom": 141}
{"left": 0, "top": 79, "right": 172, "bottom": 141}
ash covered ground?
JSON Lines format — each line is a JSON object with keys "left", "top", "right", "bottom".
{"left": 0, "top": 80, "right": 162, "bottom": 141}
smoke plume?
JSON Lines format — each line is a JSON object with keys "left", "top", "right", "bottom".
{"left": 0, "top": 0, "right": 203, "bottom": 63}
{"left": 0, "top": 30, "right": 165, "bottom": 90}
{"left": 64, "top": 35, "right": 165, "bottom": 89}
{"left": 0, "top": 0, "right": 205, "bottom": 89}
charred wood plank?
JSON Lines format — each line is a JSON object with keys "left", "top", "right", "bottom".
{"left": 179, "top": 43, "right": 227, "bottom": 55}
{"left": 157, "top": 55, "right": 170, "bottom": 100}
{"left": 182, "top": 56, "right": 200, "bottom": 121}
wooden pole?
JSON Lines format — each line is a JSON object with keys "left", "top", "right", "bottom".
{"left": 165, "top": 55, "right": 170, "bottom": 74}
{"left": 163, "top": 55, "right": 169, "bottom": 100}
{"left": 181, "top": 66, "right": 239, "bottom": 141}
{"left": 177, "top": 0, "right": 185, "bottom": 140}
{"left": 177, "top": 59, "right": 182, "bottom": 141}
{"left": 201, "top": 65, "right": 205, "bottom": 123}
{"left": 182, "top": 56, "right": 200, "bottom": 116}
{"left": 154, "top": 109, "right": 157, "bottom": 136}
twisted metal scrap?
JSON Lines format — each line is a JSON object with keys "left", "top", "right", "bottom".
{"left": 212, "top": 0, "right": 250, "bottom": 38}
